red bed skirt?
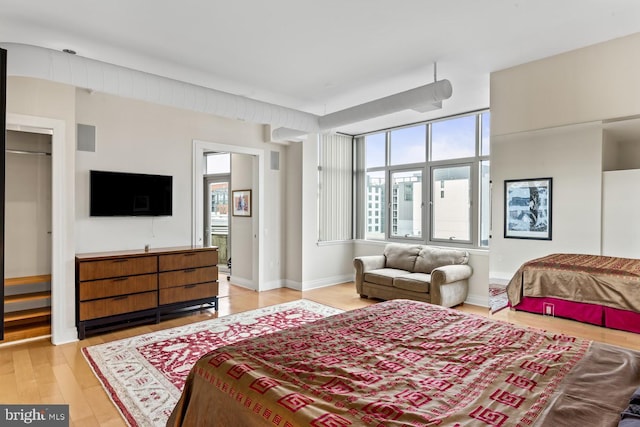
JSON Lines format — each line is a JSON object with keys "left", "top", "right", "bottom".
{"left": 511, "top": 296, "right": 640, "bottom": 334}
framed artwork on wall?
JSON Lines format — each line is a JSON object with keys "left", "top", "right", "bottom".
{"left": 232, "top": 189, "right": 251, "bottom": 217}
{"left": 504, "top": 177, "right": 552, "bottom": 240}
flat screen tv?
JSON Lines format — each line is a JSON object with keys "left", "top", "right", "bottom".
{"left": 90, "top": 170, "right": 173, "bottom": 216}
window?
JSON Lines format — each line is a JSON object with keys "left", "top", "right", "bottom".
{"left": 431, "top": 165, "right": 470, "bottom": 242}
{"left": 391, "top": 170, "right": 422, "bottom": 238}
{"left": 431, "top": 115, "right": 476, "bottom": 161}
{"left": 205, "top": 152, "right": 231, "bottom": 174}
{"left": 390, "top": 125, "right": 426, "bottom": 165}
{"left": 357, "top": 111, "right": 490, "bottom": 248}
{"left": 366, "top": 133, "right": 386, "bottom": 168}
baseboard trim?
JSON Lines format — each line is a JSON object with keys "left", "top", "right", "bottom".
{"left": 490, "top": 272, "right": 514, "bottom": 282}
{"left": 283, "top": 280, "right": 302, "bottom": 291}
{"left": 301, "top": 274, "right": 354, "bottom": 291}
{"left": 465, "top": 293, "right": 488, "bottom": 308}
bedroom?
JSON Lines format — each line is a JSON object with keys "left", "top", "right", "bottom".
{"left": 2, "top": 1, "right": 640, "bottom": 426}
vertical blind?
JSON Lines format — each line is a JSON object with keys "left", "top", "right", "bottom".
{"left": 318, "top": 133, "right": 353, "bottom": 241}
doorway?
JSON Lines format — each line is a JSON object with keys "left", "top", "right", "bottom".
{"left": 204, "top": 152, "right": 231, "bottom": 274}
{"left": 5, "top": 113, "right": 74, "bottom": 345}
{"left": 192, "top": 140, "right": 263, "bottom": 291}
{"left": 3, "top": 129, "right": 52, "bottom": 342}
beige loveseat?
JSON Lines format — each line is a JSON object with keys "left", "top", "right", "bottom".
{"left": 353, "top": 243, "right": 472, "bottom": 307}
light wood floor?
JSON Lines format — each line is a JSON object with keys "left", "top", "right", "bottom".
{"left": 1, "top": 279, "right": 639, "bottom": 426}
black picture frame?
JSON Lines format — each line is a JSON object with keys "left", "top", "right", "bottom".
{"left": 504, "top": 177, "right": 552, "bottom": 240}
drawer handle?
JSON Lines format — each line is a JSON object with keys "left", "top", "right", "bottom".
{"left": 184, "top": 284, "right": 197, "bottom": 289}
{"left": 112, "top": 295, "right": 128, "bottom": 301}
{"left": 183, "top": 253, "right": 196, "bottom": 257}
{"left": 114, "top": 277, "right": 128, "bottom": 282}
{"left": 113, "top": 259, "right": 129, "bottom": 263}
{"left": 184, "top": 268, "right": 196, "bottom": 273}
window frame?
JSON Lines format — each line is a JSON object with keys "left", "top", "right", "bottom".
{"left": 389, "top": 166, "right": 424, "bottom": 240}
{"left": 429, "top": 161, "right": 474, "bottom": 245}
{"left": 358, "top": 110, "right": 490, "bottom": 249}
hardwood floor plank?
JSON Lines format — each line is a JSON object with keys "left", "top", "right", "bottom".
{"left": 83, "top": 385, "right": 127, "bottom": 427}
{"left": 33, "top": 362, "right": 65, "bottom": 402}
{"left": 13, "top": 348, "right": 40, "bottom": 403}
{"left": 0, "top": 346, "right": 14, "bottom": 375}
{"left": 52, "top": 364, "right": 95, "bottom": 421}
{"left": 0, "top": 372, "right": 19, "bottom": 403}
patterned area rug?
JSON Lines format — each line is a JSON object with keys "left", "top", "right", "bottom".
{"left": 82, "top": 299, "right": 343, "bottom": 427}
{"left": 490, "top": 283, "right": 509, "bottom": 313}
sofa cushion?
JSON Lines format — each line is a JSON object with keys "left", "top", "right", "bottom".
{"left": 393, "top": 273, "right": 431, "bottom": 293}
{"left": 384, "top": 243, "right": 421, "bottom": 271}
{"left": 364, "top": 268, "right": 408, "bottom": 287}
{"left": 414, "top": 246, "right": 469, "bottom": 273}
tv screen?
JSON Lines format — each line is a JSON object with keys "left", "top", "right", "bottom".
{"left": 90, "top": 170, "right": 172, "bottom": 216}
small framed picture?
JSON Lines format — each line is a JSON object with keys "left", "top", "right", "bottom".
{"left": 504, "top": 177, "right": 552, "bottom": 240}
{"left": 232, "top": 189, "right": 251, "bottom": 217}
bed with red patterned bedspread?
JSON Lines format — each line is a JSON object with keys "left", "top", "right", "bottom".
{"left": 167, "top": 299, "right": 640, "bottom": 427}
{"left": 506, "top": 253, "right": 640, "bottom": 333}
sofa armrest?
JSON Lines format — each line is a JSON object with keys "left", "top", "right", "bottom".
{"left": 430, "top": 264, "right": 473, "bottom": 307}
{"left": 353, "top": 255, "right": 386, "bottom": 294}
{"left": 431, "top": 264, "right": 473, "bottom": 284}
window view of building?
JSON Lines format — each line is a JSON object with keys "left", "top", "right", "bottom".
{"left": 391, "top": 170, "right": 422, "bottom": 238}
{"left": 365, "top": 171, "right": 385, "bottom": 240}
{"left": 431, "top": 165, "right": 470, "bottom": 241}
{"left": 359, "top": 111, "right": 490, "bottom": 248}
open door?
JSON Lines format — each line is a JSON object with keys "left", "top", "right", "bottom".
{"left": 1, "top": 47, "right": 8, "bottom": 340}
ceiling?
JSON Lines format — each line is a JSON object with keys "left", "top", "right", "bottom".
{"left": 2, "top": 0, "right": 640, "bottom": 135}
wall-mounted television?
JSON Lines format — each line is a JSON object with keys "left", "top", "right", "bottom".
{"left": 90, "top": 170, "right": 173, "bottom": 216}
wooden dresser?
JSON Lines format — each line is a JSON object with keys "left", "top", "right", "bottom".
{"left": 76, "top": 246, "right": 218, "bottom": 339}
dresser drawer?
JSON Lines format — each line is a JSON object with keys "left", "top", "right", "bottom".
{"left": 158, "top": 266, "right": 218, "bottom": 289}
{"left": 159, "top": 282, "right": 218, "bottom": 305}
{"left": 159, "top": 250, "right": 218, "bottom": 271}
{"left": 79, "top": 291, "right": 157, "bottom": 321}
{"left": 79, "top": 273, "right": 158, "bottom": 301}
{"left": 78, "top": 256, "right": 157, "bottom": 281}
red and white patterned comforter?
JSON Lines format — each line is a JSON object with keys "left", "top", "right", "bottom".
{"left": 168, "top": 299, "right": 640, "bottom": 427}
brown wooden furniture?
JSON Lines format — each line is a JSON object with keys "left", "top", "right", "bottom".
{"left": 76, "top": 246, "right": 218, "bottom": 339}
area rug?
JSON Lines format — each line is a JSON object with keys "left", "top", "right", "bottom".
{"left": 489, "top": 282, "right": 509, "bottom": 313}
{"left": 82, "top": 299, "right": 343, "bottom": 427}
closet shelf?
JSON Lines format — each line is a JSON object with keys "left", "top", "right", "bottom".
{"left": 4, "top": 274, "right": 51, "bottom": 287}
{"left": 4, "top": 307, "right": 51, "bottom": 324}
{"left": 5, "top": 291, "right": 51, "bottom": 304}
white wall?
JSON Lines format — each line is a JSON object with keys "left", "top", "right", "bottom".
{"left": 610, "top": 140, "right": 640, "bottom": 171}
{"left": 602, "top": 169, "right": 640, "bottom": 258}
{"left": 5, "top": 131, "right": 52, "bottom": 277}
{"left": 74, "top": 90, "right": 272, "bottom": 254}
{"left": 489, "top": 125, "right": 603, "bottom": 278}
{"left": 230, "top": 153, "right": 257, "bottom": 287}
{"left": 491, "top": 32, "right": 640, "bottom": 136}
{"left": 260, "top": 150, "right": 287, "bottom": 290}
{"left": 284, "top": 142, "right": 302, "bottom": 285}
